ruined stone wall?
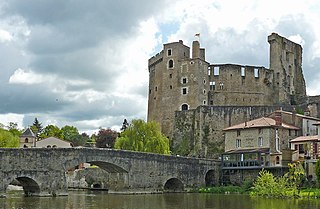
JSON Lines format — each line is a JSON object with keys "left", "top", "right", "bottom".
{"left": 268, "top": 33, "right": 306, "bottom": 105}
{"left": 208, "top": 64, "right": 274, "bottom": 106}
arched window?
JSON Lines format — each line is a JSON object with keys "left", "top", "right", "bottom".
{"left": 25, "top": 138, "right": 29, "bottom": 143}
{"left": 181, "top": 104, "right": 188, "bottom": 111}
{"left": 168, "top": 59, "right": 174, "bottom": 69}
{"left": 276, "top": 156, "right": 280, "bottom": 164}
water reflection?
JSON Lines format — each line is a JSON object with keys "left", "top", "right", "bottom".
{"left": 1, "top": 190, "right": 320, "bottom": 209}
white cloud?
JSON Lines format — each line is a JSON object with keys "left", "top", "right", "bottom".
{"left": 0, "top": 113, "right": 24, "bottom": 129}
{"left": 0, "top": 29, "right": 12, "bottom": 42}
{"left": 9, "top": 68, "right": 50, "bottom": 85}
{"left": 288, "top": 34, "right": 305, "bottom": 46}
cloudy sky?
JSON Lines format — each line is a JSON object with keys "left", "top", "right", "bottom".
{"left": 0, "top": 0, "right": 320, "bottom": 134}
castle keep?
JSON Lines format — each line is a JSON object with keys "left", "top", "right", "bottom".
{"left": 147, "top": 33, "right": 310, "bottom": 158}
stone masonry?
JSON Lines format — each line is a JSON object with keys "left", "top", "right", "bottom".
{"left": 147, "top": 33, "right": 320, "bottom": 158}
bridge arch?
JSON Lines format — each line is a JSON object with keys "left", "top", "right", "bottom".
{"left": 205, "top": 169, "right": 216, "bottom": 187}
{"left": 164, "top": 178, "right": 184, "bottom": 192}
{"left": 7, "top": 176, "right": 41, "bottom": 196}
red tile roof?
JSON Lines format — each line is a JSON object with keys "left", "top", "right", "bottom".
{"left": 290, "top": 135, "right": 319, "bottom": 143}
{"left": 223, "top": 117, "right": 299, "bottom": 131}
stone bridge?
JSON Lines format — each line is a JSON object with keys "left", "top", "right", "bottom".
{"left": 0, "top": 148, "right": 220, "bottom": 197}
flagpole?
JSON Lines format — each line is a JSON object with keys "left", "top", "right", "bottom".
{"left": 195, "top": 33, "right": 200, "bottom": 43}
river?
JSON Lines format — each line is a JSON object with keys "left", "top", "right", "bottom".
{"left": 1, "top": 190, "right": 320, "bottom": 209}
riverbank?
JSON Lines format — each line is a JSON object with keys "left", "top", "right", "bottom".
{"left": 196, "top": 186, "right": 320, "bottom": 198}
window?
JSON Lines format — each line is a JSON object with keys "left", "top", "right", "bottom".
{"left": 203, "top": 100, "right": 206, "bottom": 105}
{"left": 219, "top": 82, "right": 224, "bottom": 90}
{"left": 182, "top": 77, "right": 187, "bottom": 84}
{"left": 182, "top": 87, "right": 188, "bottom": 95}
{"left": 168, "top": 59, "right": 174, "bottom": 68}
{"left": 25, "top": 138, "right": 29, "bottom": 143}
{"left": 214, "top": 66, "right": 220, "bottom": 75}
{"left": 181, "top": 104, "right": 188, "bottom": 111}
{"left": 170, "top": 85, "right": 172, "bottom": 89}
{"left": 210, "top": 100, "right": 213, "bottom": 105}
{"left": 298, "top": 144, "right": 304, "bottom": 154}
{"left": 254, "top": 68, "right": 259, "bottom": 78}
{"left": 155, "top": 86, "right": 158, "bottom": 91}
{"left": 210, "top": 81, "right": 216, "bottom": 90}
{"left": 203, "top": 79, "right": 206, "bottom": 84}
{"left": 258, "top": 137, "right": 263, "bottom": 147}
{"left": 286, "top": 51, "right": 289, "bottom": 62}
{"left": 241, "top": 67, "right": 245, "bottom": 77}
{"left": 208, "top": 68, "right": 211, "bottom": 75}
{"left": 236, "top": 139, "right": 241, "bottom": 148}
{"left": 203, "top": 89, "right": 206, "bottom": 94}
{"left": 258, "top": 128, "right": 263, "bottom": 134}
{"left": 167, "top": 49, "right": 172, "bottom": 56}
{"left": 276, "top": 156, "right": 280, "bottom": 164}
{"left": 237, "top": 130, "right": 241, "bottom": 136}
{"left": 169, "top": 74, "right": 172, "bottom": 78}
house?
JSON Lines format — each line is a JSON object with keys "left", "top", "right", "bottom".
{"left": 290, "top": 122, "right": 320, "bottom": 181}
{"left": 221, "top": 112, "right": 299, "bottom": 184}
{"left": 268, "top": 109, "right": 320, "bottom": 136}
{"left": 20, "top": 127, "right": 36, "bottom": 148}
{"left": 36, "top": 136, "right": 72, "bottom": 148}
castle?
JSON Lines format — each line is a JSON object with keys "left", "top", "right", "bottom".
{"left": 147, "top": 33, "right": 319, "bottom": 158}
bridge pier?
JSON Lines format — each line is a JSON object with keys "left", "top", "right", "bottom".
{"left": 0, "top": 171, "right": 68, "bottom": 197}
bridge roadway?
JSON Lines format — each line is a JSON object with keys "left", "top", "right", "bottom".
{"left": 0, "top": 148, "right": 220, "bottom": 197}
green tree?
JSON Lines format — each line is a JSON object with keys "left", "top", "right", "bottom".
{"left": 31, "top": 117, "right": 43, "bottom": 137}
{"left": 61, "top": 125, "right": 89, "bottom": 147}
{"left": 61, "top": 125, "right": 79, "bottom": 141}
{"left": 7, "top": 122, "right": 22, "bottom": 137}
{"left": 120, "top": 119, "right": 129, "bottom": 132}
{"left": 285, "top": 162, "right": 306, "bottom": 189}
{"left": 39, "top": 125, "right": 63, "bottom": 139}
{"left": 316, "top": 159, "right": 320, "bottom": 186}
{"left": 251, "top": 169, "right": 297, "bottom": 198}
{"left": 115, "top": 119, "right": 170, "bottom": 154}
{"left": 96, "top": 128, "right": 118, "bottom": 148}
{"left": 69, "top": 132, "right": 89, "bottom": 147}
{"left": 0, "top": 128, "right": 19, "bottom": 148}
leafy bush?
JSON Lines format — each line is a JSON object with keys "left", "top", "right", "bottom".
{"left": 250, "top": 169, "right": 298, "bottom": 198}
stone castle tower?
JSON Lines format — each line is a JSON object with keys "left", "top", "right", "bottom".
{"left": 148, "top": 40, "right": 209, "bottom": 137}
{"left": 268, "top": 33, "right": 306, "bottom": 105}
{"left": 147, "top": 33, "right": 307, "bottom": 145}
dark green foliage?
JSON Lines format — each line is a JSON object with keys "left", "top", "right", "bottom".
{"left": 316, "top": 159, "right": 320, "bottom": 186}
{"left": 31, "top": 117, "right": 43, "bottom": 137}
{"left": 120, "top": 119, "right": 129, "bottom": 132}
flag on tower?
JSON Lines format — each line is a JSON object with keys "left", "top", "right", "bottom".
{"left": 195, "top": 33, "right": 200, "bottom": 37}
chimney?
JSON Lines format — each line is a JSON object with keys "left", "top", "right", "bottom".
{"left": 275, "top": 110, "right": 282, "bottom": 126}
{"left": 304, "top": 107, "right": 310, "bottom": 116}
{"left": 192, "top": 40, "right": 200, "bottom": 59}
